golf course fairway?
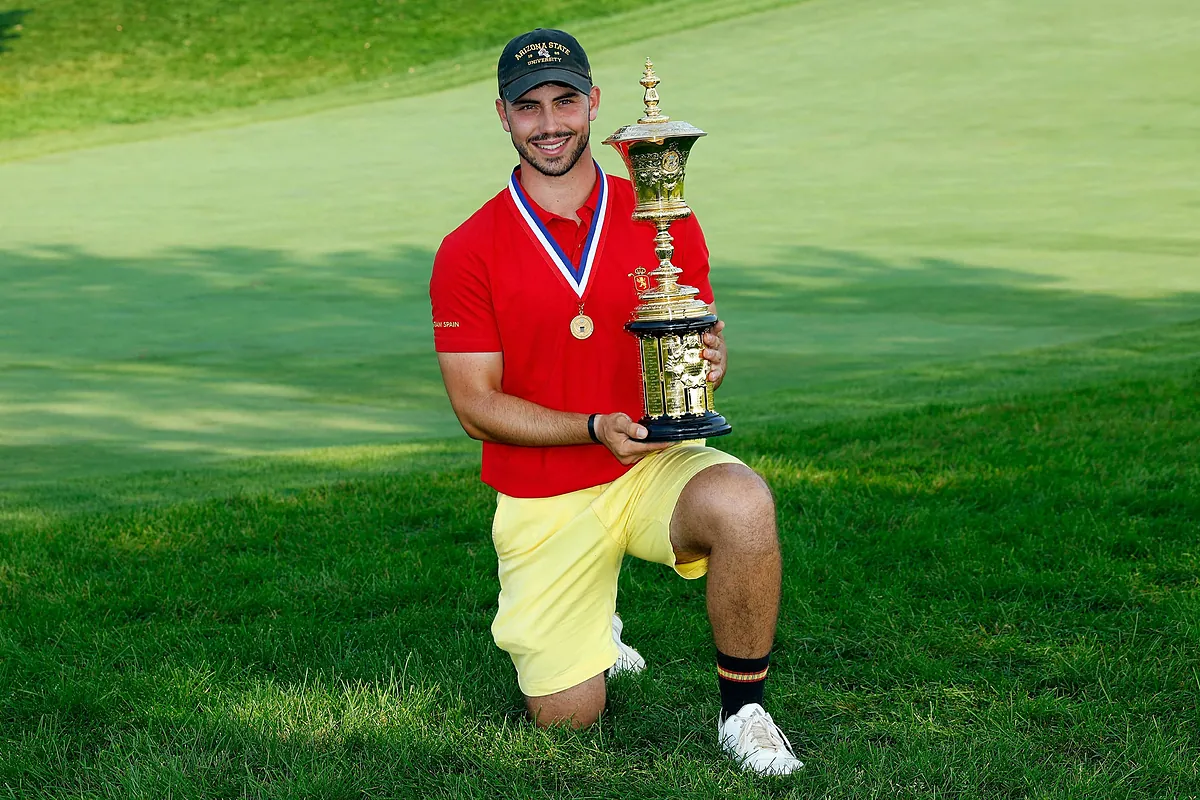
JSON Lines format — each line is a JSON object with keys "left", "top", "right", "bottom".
{"left": 0, "top": 0, "right": 1197, "bottom": 796}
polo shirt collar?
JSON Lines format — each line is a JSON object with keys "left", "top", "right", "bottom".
{"left": 514, "top": 165, "right": 601, "bottom": 226}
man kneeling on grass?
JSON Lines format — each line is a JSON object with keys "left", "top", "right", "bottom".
{"left": 428, "top": 28, "right": 801, "bottom": 775}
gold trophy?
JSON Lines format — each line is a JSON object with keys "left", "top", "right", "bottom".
{"left": 604, "top": 60, "right": 731, "bottom": 441}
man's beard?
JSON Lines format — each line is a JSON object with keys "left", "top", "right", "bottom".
{"left": 514, "top": 127, "right": 591, "bottom": 177}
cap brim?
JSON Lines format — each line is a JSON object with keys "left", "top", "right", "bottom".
{"left": 502, "top": 68, "right": 592, "bottom": 103}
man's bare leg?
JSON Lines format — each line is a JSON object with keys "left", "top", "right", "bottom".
{"left": 669, "top": 462, "right": 801, "bottom": 774}
{"left": 523, "top": 463, "right": 778, "bottom": 731}
{"left": 670, "top": 463, "right": 781, "bottom": 658}
{"left": 525, "top": 671, "right": 606, "bottom": 729}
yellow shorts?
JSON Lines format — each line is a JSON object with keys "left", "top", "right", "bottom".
{"left": 489, "top": 443, "right": 742, "bottom": 697}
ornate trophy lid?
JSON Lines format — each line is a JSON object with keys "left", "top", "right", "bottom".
{"left": 602, "top": 59, "right": 706, "bottom": 147}
{"left": 603, "top": 58, "right": 711, "bottom": 323}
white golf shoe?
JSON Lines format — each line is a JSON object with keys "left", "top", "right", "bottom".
{"left": 607, "top": 614, "right": 646, "bottom": 675}
{"left": 719, "top": 703, "right": 803, "bottom": 776}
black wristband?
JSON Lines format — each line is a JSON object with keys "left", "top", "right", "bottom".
{"left": 587, "top": 413, "right": 601, "bottom": 444}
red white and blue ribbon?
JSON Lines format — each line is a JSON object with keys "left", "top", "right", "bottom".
{"left": 506, "top": 160, "right": 609, "bottom": 299}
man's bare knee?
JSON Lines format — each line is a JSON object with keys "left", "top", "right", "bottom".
{"left": 673, "top": 463, "right": 776, "bottom": 555}
{"left": 525, "top": 672, "right": 606, "bottom": 729}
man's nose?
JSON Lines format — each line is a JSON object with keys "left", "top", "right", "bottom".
{"left": 538, "top": 106, "right": 564, "bottom": 134}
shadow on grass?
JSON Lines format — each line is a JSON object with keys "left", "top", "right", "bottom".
{"left": 0, "top": 9, "right": 28, "bottom": 55}
{"left": 1, "top": 367, "right": 1197, "bottom": 797}
{"left": 1, "top": 241, "right": 1197, "bottom": 513}
{"left": 718, "top": 244, "right": 1200, "bottom": 394}
{"left": 0, "top": 243, "right": 462, "bottom": 490}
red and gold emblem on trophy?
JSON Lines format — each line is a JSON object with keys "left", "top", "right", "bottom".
{"left": 629, "top": 266, "right": 651, "bottom": 294}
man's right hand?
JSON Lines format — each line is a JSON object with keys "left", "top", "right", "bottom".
{"left": 595, "top": 412, "right": 674, "bottom": 465}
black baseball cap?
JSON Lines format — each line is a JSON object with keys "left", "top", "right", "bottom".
{"left": 498, "top": 28, "right": 592, "bottom": 103}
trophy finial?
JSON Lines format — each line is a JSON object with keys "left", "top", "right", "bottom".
{"left": 638, "top": 58, "right": 670, "bottom": 124}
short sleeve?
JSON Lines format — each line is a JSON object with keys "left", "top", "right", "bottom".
{"left": 429, "top": 233, "right": 502, "bottom": 352}
{"left": 672, "top": 213, "right": 715, "bottom": 305}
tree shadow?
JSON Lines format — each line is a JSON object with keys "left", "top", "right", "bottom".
{"left": 0, "top": 243, "right": 461, "bottom": 491}
{"left": 1, "top": 240, "right": 1197, "bottom": 514}
{"left": 0, "top": 8, "right": 28, "bottom": 55}
{"left": 713, "top": 244, "right": 1200, "bottom": 395}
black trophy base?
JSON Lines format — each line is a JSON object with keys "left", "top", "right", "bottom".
{"left": 640, "top": 410, "right": 732, "bottom": 443}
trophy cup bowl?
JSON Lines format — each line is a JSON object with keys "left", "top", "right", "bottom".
{"left": 603, "top": 60, "right": 731, "bottom": 442}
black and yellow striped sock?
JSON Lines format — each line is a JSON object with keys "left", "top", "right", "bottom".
{"left": 716, "top": 650, "right": 770, "bottom": 722}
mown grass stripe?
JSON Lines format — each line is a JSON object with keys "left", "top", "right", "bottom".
{"left": 0, "top": 0, "right": 809, "bottom": 163}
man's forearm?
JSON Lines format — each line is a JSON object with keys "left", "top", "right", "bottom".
{"left": 459, "top": 390, "right": 594, "bottom": 447}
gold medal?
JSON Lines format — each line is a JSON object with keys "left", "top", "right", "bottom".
{"left": 570, "top": 313, "right": 594, "bottom": 340}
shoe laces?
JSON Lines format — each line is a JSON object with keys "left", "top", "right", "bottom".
{"left": 739, "top": 709, "right": 795, "bottom": 756}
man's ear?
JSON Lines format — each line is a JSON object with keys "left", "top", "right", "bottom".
{"left": 588, "top": 86, "right": 601, "bottom": 122}
{"left": 496, "top": 98, "right": 512, "bottom": 133}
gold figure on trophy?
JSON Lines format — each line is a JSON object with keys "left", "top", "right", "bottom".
{"left": 604, "top": 60, "right": 731, "bottom": 441}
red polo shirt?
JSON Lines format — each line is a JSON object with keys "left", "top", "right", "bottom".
{"left": 430, "top": 164, "right": 714, "bottom": 498}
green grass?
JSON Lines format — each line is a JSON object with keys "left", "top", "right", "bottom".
{"left": 0, "top": 0, "right": 656, "bottom": 140}
{"left": 2, "top": 326, "right": 1197, "bottom": 798}
{"left": 0, "top": 0, "right": 804, "bottom": 153}
{"left": 1, "top": 0, "right": 1199, "bottom": 794}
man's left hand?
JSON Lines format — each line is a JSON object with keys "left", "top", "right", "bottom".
{"left": 702, "top": 319, "right": 727, "bottom": 389}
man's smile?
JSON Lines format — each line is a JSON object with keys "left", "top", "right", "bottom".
{"left": 531, "top": 134, "right": 572, "bottom": 156}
